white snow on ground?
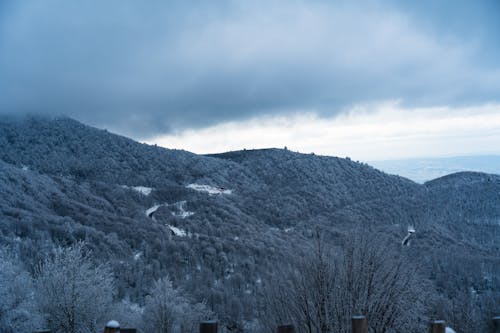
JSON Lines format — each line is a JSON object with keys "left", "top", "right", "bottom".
{"left": 145, "top": 201, "right": 194, "bottom": 219}
{"left": 172, "top": 201, "right": 195, "bottom": 218}
{"left": 167, "top": 225, "right": 187, "bottom": 237}
{"left": 122, "top": 185, "right": 153, "bottom": 195}
{"left": 106, "top": 320, "right": 120, "bottom": 328}
{"left": 21, "top": 165, "right": 29, "bottom": 171}
{"left": 402, "top": 225, "right": 416, "bottom": 246}
{"left": 133, "top": 252, "right": 143, "bottom": 260}
{"left": 186, "top": 183, "right": 232, "bottom": 195}
{"left": 446, "top": 327, "right": 456, "bottom": 333}
{"left": 145, "top": 204, "right": 162, "bottom": 217}
{"left": 284, "top": 227, "right": 294, "bottom": 233}
{"left": 131, "top": 186, "right": 153, "bottom": 195}
{"left": 177, "top": 210, "right": 194, "bottom": 218}
{"left": 145, "top": 202, "right": 193, "bottom": 237}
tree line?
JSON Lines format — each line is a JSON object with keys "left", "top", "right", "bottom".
{"left": 0, "top": 243, "right": 211, "bottom": 333}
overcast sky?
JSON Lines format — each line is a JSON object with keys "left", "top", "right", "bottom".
{"left": 1, "top": 0, "right": 500, "bottom": 160}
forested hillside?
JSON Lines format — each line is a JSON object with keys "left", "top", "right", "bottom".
{"left": 0, "top": 116, "right": 499, "bottom": 332}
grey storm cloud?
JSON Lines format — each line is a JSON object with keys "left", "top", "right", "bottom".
{"left": 1, "top": 0, "right": 500, "bottom": 138}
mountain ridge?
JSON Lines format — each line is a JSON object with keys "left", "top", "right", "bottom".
{"left": 0, "top": 115, "right": 499, "bottom": 331}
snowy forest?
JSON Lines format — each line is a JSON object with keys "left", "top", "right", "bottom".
{"left": 0, "top": 116, "right": 499, "bottom": 332}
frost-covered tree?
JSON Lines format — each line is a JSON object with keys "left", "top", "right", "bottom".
{"left": 0, "top": 248, "right": 43, "bottom": 333}
{"left": 142, "top": 277, "right": 182, "bottom": 333}
{"left": 34, "top": 242, "right": 115, "bottom": 333}
{"left": 108, "top": 298, "right": 144, "bottom": 331}
{"left": 142, "top": 276, "right": 212, "bottom": 333}
{"left": 179, "top": 301, "right": 213, "bottom": 333}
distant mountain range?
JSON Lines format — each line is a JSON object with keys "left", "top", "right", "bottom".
{"left": 371, "top": 155, "right": 500, "bottom": 183}
{"left": 0, "top": 115, "right": 499, "bottom": 330}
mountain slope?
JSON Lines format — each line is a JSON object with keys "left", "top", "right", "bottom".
{"left": 0, "top": 116, "right": 255, "bottom": 187}
{"left": 0, "top": 116, "right": 499, "bottom": 329}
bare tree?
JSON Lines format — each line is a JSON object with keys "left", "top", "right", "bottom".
{"left": 262, "top": 233, "right": 430, "bottom": 333}
{"left": 260, "top": 236, "right": 336, "bottom": 333}
{"left": 330, "top": 234, "right": 429, "bottom": 333}
{"left": 34, "top": 242, "right": 115, "bottom": 333}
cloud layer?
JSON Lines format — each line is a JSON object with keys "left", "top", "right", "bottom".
{"left": 149, "top": 102, "right": 500, "bottom": 160}
{"left": 1, "top": 0, "right": 499, "bottom": 138}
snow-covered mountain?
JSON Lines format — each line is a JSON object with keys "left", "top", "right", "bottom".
{"left": 1, "top": 116, "right": 499, "bottom": 331}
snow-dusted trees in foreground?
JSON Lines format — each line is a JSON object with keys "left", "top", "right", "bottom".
{"left": 0, "top": 249, "right": 42, "bottom": 333}
{"left": 1, "top": 242, "right": 213, "bottom": 333}
{"left": 34, "top": 243, "right": 115, "bottom": 333}
{"left": 142, "top": 277, "right": 212, "bottom": 333}
{"left": 262, "top": 234, "right": 429, "bottom": 333}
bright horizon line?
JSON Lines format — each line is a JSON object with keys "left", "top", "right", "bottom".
{"left": 145, "top": 101, "right": 500, "bottom": 162}
{"left": 167, "top": 146, "right": 500, "bottom": 163}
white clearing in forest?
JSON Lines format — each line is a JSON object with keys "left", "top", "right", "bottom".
{"left": 186, "top": 184, "right": 232, "bottom": 195}
{"left": 132, "top": 186, "right": 153, "bottom": 195}
{"left": 122, "top": 185, "right": 153, "bottom": 195}
{"left": 21, "top": 165, "right": 29, "bottom": 171}
{"left": 446, "top": 328, "right": 456, "bottom": 333}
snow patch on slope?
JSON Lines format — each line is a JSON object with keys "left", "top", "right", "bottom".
{"left": 145, "top": 202, "right": 193, "bottom": 237}
{"left": 144, "top": 201, "right": 194, "bottom": 220}
{"left": 186, "top": 184, "right": 232, "bottom": 195}
{"left": 402, "top": 225, "right": 416, "bottom": 246}
{"left": 145, "top": 204, "right": 162, "bottom": 218}
{"left": 133, "top": 252, "right": 142, "bottom": 260}
{"left": 167, "top": 225, "right": 187, "bottom": 237}
{"left": 171, "top": 201, "right": 194, "bottom": 218}
{"left": 145, "top": 201, "right": 194, "bottom": 219}
{"left": 122, "top": 185, "right": 153, "bottom": 195}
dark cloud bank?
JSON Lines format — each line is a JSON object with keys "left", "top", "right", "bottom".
{"left": 1, "top": 0, "right": 499, "bottom": 138}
